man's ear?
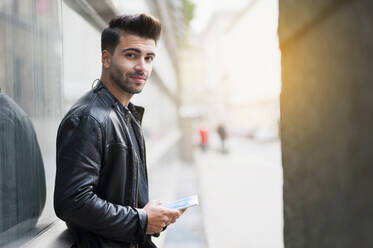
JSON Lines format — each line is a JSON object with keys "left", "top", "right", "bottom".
{"left": 102, "top": 50, "right": 111, "bottom": 69}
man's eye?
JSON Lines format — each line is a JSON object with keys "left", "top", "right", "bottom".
{"left": 125, "top": 53, "right": 136, "bottom": 58}
{"left": 145, "top": 56, "right": 154, "bottom": 62}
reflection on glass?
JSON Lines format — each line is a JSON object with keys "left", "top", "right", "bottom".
{"left": 0, "top": 92, "right": 46, "bottom": 246}
{"left": 0, "top": 0, "right": 63, "bottom": 246}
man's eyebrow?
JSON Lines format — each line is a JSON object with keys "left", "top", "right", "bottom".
{"left": 121, "top": 48, "right": 156, "bottom": 57}
{"left": 146, "top": 52, "right": 156, "bottom": 57}
{"left": 121, "top": 48, "right": 141, "bottom": 53}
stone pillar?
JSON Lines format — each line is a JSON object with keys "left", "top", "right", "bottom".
{"left": 278, "top": 1, "right": 373, "bottom": 247}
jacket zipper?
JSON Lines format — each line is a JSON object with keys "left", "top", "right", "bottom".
{"left": 135, "top": 151, "right": 140, "bottom": 208}
{"left": 135, "top": 153, "right": 140, "bottom": 248}
{"left": 128, "top": 110, "right": 140, "bottom": 208}
{"left": 128, "top": 110, "right": 142, "bottom": 248}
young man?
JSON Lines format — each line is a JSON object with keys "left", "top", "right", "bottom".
{"left": 54, "top": 14, "right": 183, "bottom": 248}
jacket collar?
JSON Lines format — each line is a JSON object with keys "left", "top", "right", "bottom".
{"left": 94, "top": 81, "right": 145, "bottom": 124}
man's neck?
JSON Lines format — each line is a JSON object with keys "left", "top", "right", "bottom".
{"left": 100, "top": 76, "right": 132, "bottom": 107}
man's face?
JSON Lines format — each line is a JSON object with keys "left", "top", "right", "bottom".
{"left": 108, "top": 34, "right": 156, "bottom": 94}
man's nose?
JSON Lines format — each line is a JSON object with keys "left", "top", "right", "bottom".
{"left": 134, "top": 58, "right": 147, "bottom": 72}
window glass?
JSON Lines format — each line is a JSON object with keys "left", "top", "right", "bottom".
{"left": 0, "top": 0, "right": 63, "bottom": 246}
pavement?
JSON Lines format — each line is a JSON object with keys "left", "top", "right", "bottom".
{"left": 148, "top": 136, "right": 284, "bottom": 248}
{"left": 148, "top": 160, "right": 206, "bottom": 248}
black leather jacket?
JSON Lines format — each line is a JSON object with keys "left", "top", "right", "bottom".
{"left": 54, "top": 82, "right": 156, "bottom": 248}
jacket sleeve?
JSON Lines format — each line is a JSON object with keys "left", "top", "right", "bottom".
{"left": 54, "top": 114, "right": 147, "bottom": 243}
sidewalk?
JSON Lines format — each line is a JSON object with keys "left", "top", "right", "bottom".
{"left": 148, "top": 161, "right": 206, "bottom": 248}
{"left": 196, "top": 137, "right": 284, "bottom": 248}
{"left": 148, "top": 136, "right": 283, "bottom": 248}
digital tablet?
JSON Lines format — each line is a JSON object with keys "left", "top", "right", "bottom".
{"left": 162, "top": 195, "right": 199, "bottom": 210}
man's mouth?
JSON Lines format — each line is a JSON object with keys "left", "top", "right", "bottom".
{"left": 132, "top": 76, "right": 145, "bottom": 80}
{"left": 131, "top": 77, "right": 146, "bottom": 83}
{"left": 129, "top": 73, "right": 147, "bottom": 83}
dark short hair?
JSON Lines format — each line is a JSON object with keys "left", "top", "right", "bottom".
{"left": 101, "top": 13, "right": 161, "bottom": 54}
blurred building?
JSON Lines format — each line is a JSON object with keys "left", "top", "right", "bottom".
{"left": 180, "top": 0, "right": 280, "bottom": 141}
{"left": 0, "top": 0, "right": 63, "bottom": 118}
{"left": 0, "top": 0, "right": 186, "bottom": 246}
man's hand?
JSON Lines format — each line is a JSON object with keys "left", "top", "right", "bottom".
{"left": 143, "top": 200, "right": 185, "bottom": 234}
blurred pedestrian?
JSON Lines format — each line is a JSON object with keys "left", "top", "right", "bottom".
{"left": 217, "top": 123, "right": 228, "bottom": 154}
{"left": 199, "top": 127, "right": 208, "bottom": 152}
{"left": 54, "top": 14, "right": 184, "bottom": 248}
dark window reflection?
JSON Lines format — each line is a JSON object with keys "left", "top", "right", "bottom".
{"left": 0, "top": 92, "right": 46, "bottom": 245}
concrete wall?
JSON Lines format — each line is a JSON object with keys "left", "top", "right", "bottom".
{"left": 278, "top": 0, "right": 373, "bottom": 247}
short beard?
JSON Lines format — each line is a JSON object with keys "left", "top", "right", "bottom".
{"left": 109, "top": 67, "right": 146, "bottom": 95}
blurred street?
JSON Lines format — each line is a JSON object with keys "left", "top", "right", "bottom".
{"left": 3, "top": 0, "right": 371, "bottom": 247}
{"left": 0, "top": 1, "right": 284, "bottom": 247}
{"left": 149, "top": 136, "right": 283, "bottom": 248}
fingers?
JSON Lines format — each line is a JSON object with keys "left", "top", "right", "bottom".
{"left": 168, "top": 208, "right": 185, "bottom": 224}
{"left": 164, "top": 209, "right": 182, "bottom": 225}
{"left": 166, "top": 210, "right": 180, "bottom": 221}
{"left": 145, "top": 201, "right": 187, "bottom": 234}
{"left": 149, "top": 200, "right": 162, "bottom": 206}
{"left": 147, "top": 223, "right": 165, "bottom": 234}
{"left": 169, "top": 217, "right": 176, "bottom": 224}
{"left": 179, "top": 208, "right": 187, "bottom": 214}
{"left": 158, "top": 218, "right": 169, "bottom": 233}
{"left": 152, "top": 200, "right": 164, "bottom": 206}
